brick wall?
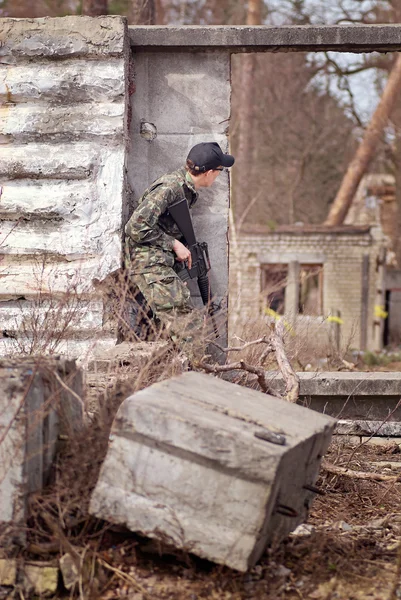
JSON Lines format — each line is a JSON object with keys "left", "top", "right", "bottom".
{"left": 230, "top": 226, "right": 386, "bottom": 351}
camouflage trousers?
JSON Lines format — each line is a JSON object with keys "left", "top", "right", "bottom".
{"left": 126, "top": 246, "right": 205, "bottom": 343}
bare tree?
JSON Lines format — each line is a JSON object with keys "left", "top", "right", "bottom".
{"left": 325, "top": 53, "right": 401, "bottom": 226}
{"left": 231, "top": 51, "right": 356, "bottom": 227}
{"left": 279, "top": 0, "right": 401, "bottom": 255}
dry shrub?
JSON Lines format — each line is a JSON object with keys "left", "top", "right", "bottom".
{"left": 2, "top": 258, "right": 90, "bottom": 356}
{"left": 15, "top": 341, "right": 191, "bottom": 574}
{"left": 2, "top": 298, "right": 400, "bottom": 598}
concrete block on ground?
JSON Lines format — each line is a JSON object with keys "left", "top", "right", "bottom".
{"left": 0, "top": 357, "right": 83, "bottom": 547}
{"left": 89, "top": 372, "right": 335, "bottom": 571}
{"left": 87, "top": 341, "right": 169, "bottom": 372}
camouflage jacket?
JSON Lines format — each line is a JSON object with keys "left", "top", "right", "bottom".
{"left": 125, "top": 167, "right": 198, "bottom": 268}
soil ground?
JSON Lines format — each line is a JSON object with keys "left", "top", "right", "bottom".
{"left": 7, "top": 348, "right": 401, "bottom": 600}
{"left": 90, "top": 440, "right": 401, "bottom": 600}
{"left": 80, "top": 354, "right": 401, "bottom": 600}
{"left": 83, "top": 365, "right": 401, "bottom": 599}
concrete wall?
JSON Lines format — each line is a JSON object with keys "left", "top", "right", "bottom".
{"left": 2, "top": 20, "right": 400, "bottom": 356}
{"left": 0, "top": 358, "right": 82, "bottom": 546}
{"left": 0, "top": 16, "right": 130, "bottom": 357}
{"left": 128, "top": 49, "right": 231, "bottom": 310}
{"left": 0, "top": 17, "right": 232, "bottom": 355}
{"left": 128, "top": 24, "right": 401, "bottom": 53}
{"left": 230, "top": 226, "right": 386, "bottom": 352}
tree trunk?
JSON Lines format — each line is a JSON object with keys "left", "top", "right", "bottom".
{"left": 247, "top": 0, "right": 262, "bottom": 25}
{"left": 128, "top": 0, "right": 155, "bottom": 24}
{"left": 234, "top": 0, "right": 262, "bottom": 227}
{"left": 392, "top": 103, "right": 401, "bottom": 265}
{"left": 324, "top": 53, "right": 401, "bottom": 226}
{"left": 82, "top": 0, "right": 107, "bottom": 15}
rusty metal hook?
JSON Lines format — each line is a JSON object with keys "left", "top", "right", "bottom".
{"left": 303, "top": 483, "right": 325, "bottom": 496}
{"left": 276, "top": 504, "right": 298, "bottom": 518}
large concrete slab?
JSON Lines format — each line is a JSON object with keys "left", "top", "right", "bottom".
{"left": 90, "top": 372, "right": 335, "bottom": 571}
{"left": 0, "top": 357, "right": 83, "bottom": 546}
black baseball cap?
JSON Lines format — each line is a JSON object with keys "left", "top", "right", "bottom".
{"left": 187, "top": 142, "right": 235, "bottom": 172}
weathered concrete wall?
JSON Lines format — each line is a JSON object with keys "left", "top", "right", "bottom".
{"left": 128, "top": 49, "right": 231, "bottom": 312}
{"left": 2, "top": 21, "right": 400, "bottom": 355}
{"left": 0, "top": 16, "right": 130, "bottom": 356}
{"left": 230, "top": 226, "right": 386, "bottom": 351}
{"left": 0, "top": 357, "right": 82, "bottom": 545}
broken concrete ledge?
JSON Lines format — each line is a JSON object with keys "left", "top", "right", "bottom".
{"left": 0, "top": 16, "right": 127, "bottom": 60}
{"left": 129, "top": 24, "right": 401, "bottom": 53}
{"left": 337, "top": 420, "right": 401, "bottom": 437}
{"left": 267, "top": 371, "right": 401, "bottom": 422}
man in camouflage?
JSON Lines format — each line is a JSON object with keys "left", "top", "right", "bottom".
{"left": 124, "top": 142, "right": 235, "bottom": 337}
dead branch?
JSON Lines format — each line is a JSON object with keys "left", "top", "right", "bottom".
{"left": 27, "top": 541, "right": 60, "bottom": 555}
{"left": 40, "top": 510, "right": 81, "bottom": 566}
{"left": 203, "top": 321, "right": 298, "bottom": 401}
{"left": 270, "top": 319, "right": 300, "bottom": 403}
{"left": 199, "top": 359, "right": 271, "bottom": 394}
{"left": 51, "top": 369, "right": 85, "bottom": 411}
{"left": 97, "top": 558, "right": 152, "bottom": 600}
{"left": 322, "top": 461, "right": 401, "bottom": 483}
{"left": 206, "top": 335, "right": 272, "bottom": 353}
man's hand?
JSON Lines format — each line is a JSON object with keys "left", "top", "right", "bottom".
{"left": 173, "top": 239, "right": 192, "bottom": 269}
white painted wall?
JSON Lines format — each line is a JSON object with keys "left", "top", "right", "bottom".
{"left": 0, "top": 16, "right": 130, "bottom": 356}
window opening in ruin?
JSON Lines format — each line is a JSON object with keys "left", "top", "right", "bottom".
{"left": 261, "top": 264, "right": 287, "bottom": 315}
{"left": 261, "top": 263, "right": 323, "bottom": 316}
{"left": 298, "top": 265, "right": 323, "bottom": 316}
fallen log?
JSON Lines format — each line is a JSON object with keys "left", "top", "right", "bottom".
{"left": 322, "top": 461, "right": 401, "bottom": 483}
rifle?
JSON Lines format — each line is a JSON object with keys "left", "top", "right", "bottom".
{"left": 168, "top": 198, "right": 219, "bottom": 318}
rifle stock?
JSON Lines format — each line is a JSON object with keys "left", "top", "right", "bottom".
{"left": 168, "top": 199, "right": 197, "bottom": 247}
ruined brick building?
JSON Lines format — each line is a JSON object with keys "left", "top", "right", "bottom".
{"left": 230, "top": 174, "right": 398, "bottom": 352}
